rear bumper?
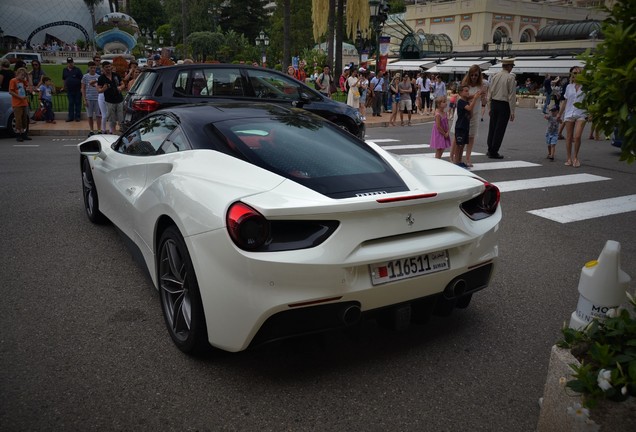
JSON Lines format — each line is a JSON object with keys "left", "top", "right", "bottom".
{"left": 187, "top": 216, "right": 499, "bottom": 352}
{"left": 249, "top": 262, "right": 494, "bottom": 348}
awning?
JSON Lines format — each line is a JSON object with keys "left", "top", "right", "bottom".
{"left": 430, "top": 58, "right": 492, "bottom": 74}
{"left": 487, "top": 56, "right": 585, "bottom": 74}
{"left": 386, "top": 60, "right": 436, "bottom": 71}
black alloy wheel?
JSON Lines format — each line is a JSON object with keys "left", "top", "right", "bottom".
{"left": 158, "top": 226, "right": 209, "bottom": 354}
{"left": 81, "top": 157, "right": 106, "bottom": 224}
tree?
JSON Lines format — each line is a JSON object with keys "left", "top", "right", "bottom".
{"left": 219, "top": 0, "right": 268, "bottom": 43}
{"left": 283, "top": 0, "right": 290, "bottom": 72}
{"left": 187, "top": 31, "right": 224, "bottom": 62}
{"left": 578, "top": 1, "right": 635, "bottom": 163}
{"left": 83, "top": 0, "right": 101, "bottom": 52}
{"left": 128, "top": 0, "right": 166, "bottom": 33}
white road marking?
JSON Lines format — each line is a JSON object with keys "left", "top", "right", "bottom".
{"left": 419, "top": 152, "right": 486, "bottom": 158}
{"left": 368, "top": 138, "right": 400, "bottom": 143}
{"left": 382, "top": 144, "right": 430, "bottom": 150}
{"left": 494, "top": 174, "right": 610, "bottom": 192}
{"left": 528, "top": 195, "right": 636, "bottom": 223}
{"left": 471, "top": 161, "right": 541, "bottom": 171}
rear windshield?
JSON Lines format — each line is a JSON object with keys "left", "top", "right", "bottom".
{"left": 129, "top": 71, "right": 157, "bottom": 95}
{"left": 208, "top": 112, "right": 407, "bottom": 199}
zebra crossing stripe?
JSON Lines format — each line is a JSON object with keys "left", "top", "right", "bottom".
{"left": 471, "top": 161, "right": 541, "bottom": 171}
{"left": 494, "top": 173, "right": 610, "bottom": 192}
{"left": 368, "top": 139, "right": 400, "bottom": 143}
{"left": 382, "top": 144, "right": 429, "bottom": 150}
{"left": 528, "top": 195, "right": 636, "bottom": 223}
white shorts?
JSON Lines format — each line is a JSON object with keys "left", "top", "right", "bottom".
{"left": 565, "top": 114, "right": 586, "bottom": 122}
{"left": 399, "top": 98, "right": 412, "bottom": 112}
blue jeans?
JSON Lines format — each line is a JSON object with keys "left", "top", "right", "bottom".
{"left": 67, "top": 91, "right": 81, "bottom": 120}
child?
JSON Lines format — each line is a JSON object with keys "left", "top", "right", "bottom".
{"left": 544, "top": 105, "right": 560, "bottom": 160}
{"left": 39, "top": 76, "right": 56, "bottom": 124}
{"left": 8, "top": 67, "right": 31, "bottom": 142}
{"left": 429, "top": 96, "right": 451, "bottom": 159}
{"left": 451, "top": 85, "right": 481, "bottom": 168}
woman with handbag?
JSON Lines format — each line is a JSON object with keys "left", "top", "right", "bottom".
{"left": 346, "top": 68, "right": 361, "bottom": 110}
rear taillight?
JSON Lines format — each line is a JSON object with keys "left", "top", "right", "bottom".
{"left": 132, "top": 99, "right": 161, "bottom": 112}
{"left": 226, "top": 202, "right": 270, "bottom": 250}
{"left": 460, "top": 182, "right": 500, "bottom": 221}
{"left": 226, "top": 203, "right": 339, "bottom": 252}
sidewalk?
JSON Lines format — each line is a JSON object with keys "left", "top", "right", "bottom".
{"left": 29, "top": 110, "right": 435, "bottom": 136}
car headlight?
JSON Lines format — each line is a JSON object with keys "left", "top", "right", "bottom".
{"left": 354, "top": 110, "right": 364, "bottom": 123}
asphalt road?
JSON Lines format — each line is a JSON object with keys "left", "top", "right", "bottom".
{"left": 1, "top": 108, "right": 634, "bottom": 431}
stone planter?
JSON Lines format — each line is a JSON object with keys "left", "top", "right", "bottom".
{"left": 537, "top": 345, "right": 636, "bottom": 431}
{"left": 516, "top": 96, "right": 538, "bottom": 108}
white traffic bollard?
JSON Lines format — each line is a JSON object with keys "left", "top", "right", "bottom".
{"left": 569, "top": 240, "right": 631, "bottom": 330}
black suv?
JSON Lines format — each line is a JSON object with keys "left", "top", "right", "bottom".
{"left": 123, "top": 64, "right": 365, "bottom": 139}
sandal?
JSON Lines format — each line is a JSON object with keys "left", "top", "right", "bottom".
{"left": 465, "top": 162, "right": 474, "bottom": 167}
{"left": 564, "top": 160, "right": 572, "bottom": 166}
{"left": 573, "top": 159, "right": 581, "bottom": 168}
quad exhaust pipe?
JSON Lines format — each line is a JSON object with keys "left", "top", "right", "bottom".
{"left": 339, "top": 304, "right": 361, "bottom": 325}
{"left": 444, "top": 279, "right": 467, "bottom": 299}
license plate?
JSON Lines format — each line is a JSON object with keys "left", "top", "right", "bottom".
{"left": 370, "top": 250, "right": 450, "bottom": 285}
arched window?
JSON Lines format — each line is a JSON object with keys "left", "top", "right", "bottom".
{"left": 493, "top": 27, "right": 508, "bottom": 44}
{"left": 520, "top": 29, "right": 534, "bottom": 43}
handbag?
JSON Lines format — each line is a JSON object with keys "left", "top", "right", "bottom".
{"left": 352, "top": 89, "right": 360, "bottom": 99}
{"left": 32, "top": 105, "right": 45, "bottom": 121}
{"left": 329, "top": 82, "right": 337, "bottom": 95}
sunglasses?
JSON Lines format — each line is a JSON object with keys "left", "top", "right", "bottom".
{"left": 470, "top": 74, "right": 479, "bottom": 77}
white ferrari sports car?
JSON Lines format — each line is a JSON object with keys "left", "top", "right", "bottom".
{"left": 78, "top": 102, "right": 501, "bottom": 354}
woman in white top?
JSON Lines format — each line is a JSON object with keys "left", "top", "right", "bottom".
{"left": 557, "top": 66, "right": 586, "bottom": 167}
{"left": 451, "top": 65, "right": 488, "bottom": 167}
{"left": 346, "top": 68, "right": 361, "bottom": 110}
{"left": 357, "top": 69, "right": 369, "bottom": 121}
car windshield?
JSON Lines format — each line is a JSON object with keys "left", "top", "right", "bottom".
{"left": 208, "top": 111, "right": 407, "bottom": 199}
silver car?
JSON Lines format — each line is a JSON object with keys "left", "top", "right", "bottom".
{"left": 0, "top": 91, "right": 23, "bottom": 136}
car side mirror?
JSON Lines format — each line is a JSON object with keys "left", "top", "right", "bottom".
{"left": 78, "top": 140, "right": 106, "bottom": 160}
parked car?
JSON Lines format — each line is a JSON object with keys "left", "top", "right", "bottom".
{"left": 123, "top": 63, "right": 365, "bottom": 138}
{"left": 78, "top": 102, "right": 501, "bottom": 354}
{"left": 136, "top": 57, "right": 148, "bottom": 67}
{"left": 0, "top": 91, "right": 24, "bottom": 136}
{"left": 1, "top": 52, "right": 43, "bottom": 65}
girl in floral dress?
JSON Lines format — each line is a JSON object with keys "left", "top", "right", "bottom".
{"left": 430, "top": 95, "right": 451, "bottom": 159}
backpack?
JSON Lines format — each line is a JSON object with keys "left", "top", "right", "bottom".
{"left": 315, "top": 73, "right": 324, "bottom": 90}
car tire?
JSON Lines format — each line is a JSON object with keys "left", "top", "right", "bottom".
{"left": 81, "top": 157, "right": 107, "bottom": 224}
{"left": 8, "top": 113, "right": 19, "bottom": 137}
{"left": 158, "top": 226, "right": 210, "bottom": 354}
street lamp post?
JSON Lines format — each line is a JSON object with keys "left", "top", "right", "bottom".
{"left": 0, "top": 27, "right": 4, "bottom": 51}
{"left": 255, "top": 30, "right": 269, "bottom": 68}
{"left": 356, "top": 29, "right": 363, "bottom": 66}
{"left": 369, "top": 0, "right": 389, "bottom": 71}
{"left": 495, "top": 36, "right": 513, "bottom": 59}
